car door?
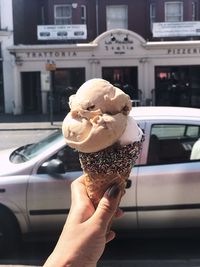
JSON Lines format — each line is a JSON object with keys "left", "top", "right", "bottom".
{"left": 137, "top": 120, "right": 200, "bottom": 229}
{"left": 27, "top": 145, "right": 82, "bottom": 234}
{"left": 113, "top": 120, "right": 146, "bottom": 231}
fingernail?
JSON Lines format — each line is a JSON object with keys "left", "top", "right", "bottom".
{"left": 106, "top": 184, "right": 120, "bottom": 199}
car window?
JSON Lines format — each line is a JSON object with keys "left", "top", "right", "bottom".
{"left": 37, "top": 145, "right": 82, "bottom": 174}
{"left": 10, "top": 130, "right": 63, "bottom": 163}
{"left": 147, "top": 124, "right": 200, "bottom": 165}
{"left": 56, "top": 146, "right": 82, "bottom": 171}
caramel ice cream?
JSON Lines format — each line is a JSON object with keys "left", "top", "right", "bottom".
{"left": 62, "top": 78, "right": 144, "bottom": 207}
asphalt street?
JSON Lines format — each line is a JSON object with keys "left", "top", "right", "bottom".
{"left": 0, "top": 129, "right": 55, "bottom": 150}
{"left": 1, "top": 237, "right": 200, "bottom": 267}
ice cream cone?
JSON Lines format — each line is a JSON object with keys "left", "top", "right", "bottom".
{"left": 62, "top": 78, "right": 144, "bottom": 208}
{"left": 79, "top": 140, "right": 143, "bottom": 208}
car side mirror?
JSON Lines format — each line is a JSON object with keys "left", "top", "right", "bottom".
{"left": 38, "top": 159, "right": 65, "bottom": 175}
{"left": 126, "top": 179, "right": 132, "bottom": 189}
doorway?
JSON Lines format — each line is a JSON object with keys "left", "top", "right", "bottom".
{"left": 53, "top": 68, "right": 85, "bottom": 114}
{"left": 21, "top": 72, "right": 41, "bottom": 113}
{"left": 102, "top": 67, "right": 139, "bottom": 101}
{"left": 0, "top": 60, "right": 4, "bottom": 113}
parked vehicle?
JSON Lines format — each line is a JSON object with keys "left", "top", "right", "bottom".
{"left": 0, "top": 106, "right": 200, "bottom": 253}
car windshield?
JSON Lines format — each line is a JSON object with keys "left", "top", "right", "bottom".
{"left": 10, "top": 130, "right": 63, "bottom": 163}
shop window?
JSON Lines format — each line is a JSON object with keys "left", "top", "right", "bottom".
{"left": 155, "top": 66, "right": 200, "bottom": 108}
{"left": 102, "top": 67, "right": 139, "bottom": 101}
{"left": 147, "top": 124, "right": 200, "bottom": 165}
{"left": 54, "top": 5, "right": 72, "bottom": 25}
{"left": 81, "top": 5, "right": 86, "bottom": 24}
{"left": 150, "top": 3, "right": 156, "bottom": 31}
{"left": 106, "top": 5, "right": 128, "bottom": 30}
{"left": 165, "top": 2, "right": 183, "bottom": 22}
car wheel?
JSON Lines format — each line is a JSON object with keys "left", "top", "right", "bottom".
{"left": 0, "top": 207, "right": 21, "bottom": 256}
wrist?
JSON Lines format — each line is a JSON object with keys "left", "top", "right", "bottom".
{"left": 43, "top": 253, "right": 97, "bottom": 267}
{"left": 64, "top": 259, "right": 97, "bottom": 267}
{"left": 65, "top": 264, "right": 96, "bottom": 267}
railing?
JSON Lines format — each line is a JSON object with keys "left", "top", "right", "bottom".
{"left": 131, "top": 99, "right": 141, "bottom": 106}
{"left": 152, "top": 87, "right": 200, "bottom": 108}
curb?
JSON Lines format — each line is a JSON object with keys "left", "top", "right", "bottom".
{"left": 0, "top": 127, "right": 60, "bottom": 131}
{"left": 0, "top": 122, "right": 62, "bottom": 131}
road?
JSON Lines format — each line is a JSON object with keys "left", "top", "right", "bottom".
{"left": 1, "top": 129, "right": 200, "bottom": 266}
{"left": 0, "top": 129, "right": 54, "bottom": 150}
{"left": 1, "top": 236, "right": 200, "bottom": 266}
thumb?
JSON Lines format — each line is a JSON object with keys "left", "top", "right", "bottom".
{"left": 92, "top": 184, "right": 122, "bottom": 229}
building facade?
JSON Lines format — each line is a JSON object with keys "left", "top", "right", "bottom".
{"left": 2, "top": 0, "right": 200, "bottom": 115}
{"left": 0, "top": 0, "right": 14, "bottom": 114}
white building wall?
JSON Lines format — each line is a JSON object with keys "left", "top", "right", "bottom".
{"left": 1, "top": 0, "right": 13, "bottom": 30}
{"left": 0, "top": 0, "right": 15, "bottom": 113}
{"left": 7, "top": 29, "right": 200, "bottom": 114}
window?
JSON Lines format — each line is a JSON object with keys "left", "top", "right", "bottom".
{"left": 0, "top": 47, "right": 4, "bottom": 113}
{"left": 54, "top": 5, "right": 72, "bottom": 25}
{"left": 155, "top": 65, "right": 200, "bottom": 108}
{"left": 56, "top": 146, "right": 81, "bottom": 172}
{"left": 165, "top": 2, "right": 183, "bottom": 22}
{"left": 0, "top": 0, "right": 1, "bottom": 29}
{"left": 81, "top": 5, "right": 86, "bottom": 24}
{"left": 192, "top": 1, "right": 197, "bottom": 21}
{"left": 11, "top": 130, "right": 64, "bottom": 163}
{"left": 150, "top": 3, "right": 156, "bottom": 31}
{"left": 41, "top": 6, "right": 45, "bottom": 25}
{"left": 147, "top": 124, "right": 200, "bottom": 165}
{"left": 106, "top": 5, "right": 128, "bottom": 30}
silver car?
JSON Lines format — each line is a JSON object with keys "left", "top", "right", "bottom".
{"left": 0, "top": 106, "right": 200, "bottom": 253}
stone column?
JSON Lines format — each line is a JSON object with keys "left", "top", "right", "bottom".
{"left": 40, "top": 71, "right": 50, "bottom": 114}
{"left": 12, "top": 65, "right": 22, "bottom": 114}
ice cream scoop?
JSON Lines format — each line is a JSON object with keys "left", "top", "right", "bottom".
{"left": 119, "top": 115, "right": 143, "bottom": 146}
{"left": 69, "top": 78, "right": 132, "bottom": 117}
{"left": 62, "top": 78, "right": 132, "bottom": 153}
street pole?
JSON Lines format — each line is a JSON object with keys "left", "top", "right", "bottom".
{"left": 46, "top": 60, "right": 56, "bottom": 125}
{"left": 49, "top": 70, "right": 54, "bottom": 125}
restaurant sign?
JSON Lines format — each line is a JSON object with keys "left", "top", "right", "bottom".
{"left": 167, "top": 47, "right": 200, "bottom": 55}
{"left": 153, "top": 21, "right": 200, "bottom": 37}
{"left": 104, "top": 33, "right": 134, "bottom": 55}
{"left": 25, "top": 51, "right": 77, "bottom": 58}
{"left": 37, "top": 24, "right": 87, "bottom": 40}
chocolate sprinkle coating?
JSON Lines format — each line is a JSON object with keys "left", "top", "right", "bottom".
{"left": 79, "top": 137, "right": 144, "bottom": 176}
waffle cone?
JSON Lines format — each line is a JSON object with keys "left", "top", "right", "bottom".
{"left": 83, "top": 169, "right": 131, "bottom": 208}
{"left": 79, "top": 140, "right": 143, "bottom": 208}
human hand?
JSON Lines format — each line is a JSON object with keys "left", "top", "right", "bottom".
{"left": 43, "top": 176, "right": 123, "bottom": 267}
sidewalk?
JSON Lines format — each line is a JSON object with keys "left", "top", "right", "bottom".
{"left": 0, "top": 114, "right": 63, "bottom": 130}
